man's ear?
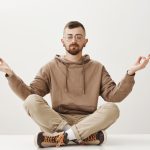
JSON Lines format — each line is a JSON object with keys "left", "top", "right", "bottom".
{"left": 83, "top": 39, "right": 88, "bottom": 47}
{"left": 61, "top": 39, "right": 65, "bottom": 47}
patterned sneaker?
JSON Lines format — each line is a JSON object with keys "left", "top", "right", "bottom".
{"left": 74, "top": 130, "right": 106, "bottom": 145}
{"left": 35, "top": 131, "right": 69, "bottom": 148}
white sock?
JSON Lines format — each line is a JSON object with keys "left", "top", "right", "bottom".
{"left": 63, "top": 124, "right": 71, "bottom": 131}
{"left": 65, "top": 128, "right": 76, "bottom": 140}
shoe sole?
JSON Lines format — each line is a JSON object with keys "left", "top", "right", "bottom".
{"left": 101, "top": 130, "right": 107, "bottom": 144}
{"left": 34, "top": 133, "right": 40, "bottom": 148}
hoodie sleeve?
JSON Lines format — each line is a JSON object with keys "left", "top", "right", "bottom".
{"left": 6, "top": 64, "right": 50, "bottom": 100}
{"left": 100, "top": 66, "right": 135, "bottom": 102}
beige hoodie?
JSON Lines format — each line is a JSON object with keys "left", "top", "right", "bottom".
{"left": 7, "top": 54, "right": 135, "bottom": 114}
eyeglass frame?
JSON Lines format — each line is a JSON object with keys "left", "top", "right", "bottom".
{"left": 63, "top": 34, "right": 85, "bottom": 42}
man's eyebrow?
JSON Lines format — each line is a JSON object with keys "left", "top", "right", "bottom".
{"left": 66, "top": 34, "right": 73, "bottom": 36}
{"left": 76, "top": 34, "right": 83, "bottom": 36}
{"left": 66, "top": 34, "right": 83, "bottom": 36}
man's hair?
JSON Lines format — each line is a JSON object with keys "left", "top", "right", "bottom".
{"left": 64, "top": 21, "right": 86, "bottom": 34}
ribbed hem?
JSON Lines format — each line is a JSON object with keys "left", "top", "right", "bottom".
{"left": 124, "top": 72, "right": 135, "bottom": 83}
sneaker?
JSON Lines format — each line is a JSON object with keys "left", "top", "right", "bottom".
{"left": 35, "top": 131, "right": 69, "bottom": 148}
{"left": 74, "top": 130, "right": 106, "bottom": 145}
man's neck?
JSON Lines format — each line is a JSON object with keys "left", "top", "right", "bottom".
{"left": 64, "top": 52, "right": 82, "bottom": 62}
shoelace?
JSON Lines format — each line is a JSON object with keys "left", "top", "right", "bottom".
{"left": 80, "top": 134, "right": 97, "bottom": 144}
{"left": 43, "top": 134, "right": 64, "bottom": 147}
{"left": 43, "top": 136, "right": 57, "bottom": 143}
{"left": 84, "top": 134, "right": 97, "bottom": 142}
{"left": 56, "top": 134, "right": 65, "bottom": 147}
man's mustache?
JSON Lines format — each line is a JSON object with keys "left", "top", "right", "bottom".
{"left": 69, "top": 43, "right": 79, "bottom": 47}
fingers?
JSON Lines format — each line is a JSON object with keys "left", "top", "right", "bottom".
{"left": 0, "top": 58, "right": 6, "bottom": 65}
{"left": 0, "top": 58, "right": 4, "bottom": 63}
{"left": 136, "top": 55, "right": 150, "bottom": 64}
{"left": 0, "top": 58, "right": 2, "bottom": 65}
{"left": 135, "top": 56, "right": 143, "bottom": 64}
{"left": 140, "top": 56, "right": 149, "bottom": 68}
{"left": 145, "top": 54, "right": 150, "bottom": 62}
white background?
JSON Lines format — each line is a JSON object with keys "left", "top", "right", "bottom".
{"left": 0, "top": 0, "right": 149, "bottom": 134}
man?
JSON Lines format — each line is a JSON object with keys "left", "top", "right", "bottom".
{"left": 0, "top": 21, "right": 149, "bottom": 148}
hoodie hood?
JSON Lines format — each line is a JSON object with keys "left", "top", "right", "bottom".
{"left": 55, "top": 54, "right": 90, "bottom": 95}
{"left": 55, "top": 54, "right": 90, "bottom": 64}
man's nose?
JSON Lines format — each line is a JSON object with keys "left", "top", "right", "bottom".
{"left": 72, "top": 37, "right": 77, "bottom": 43}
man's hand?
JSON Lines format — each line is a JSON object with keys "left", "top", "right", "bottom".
{"left": 128, "top": 54, "right": 150, "bottom": 75}
{"left": 0, "top": 58, "right": 13, "bottom": 76}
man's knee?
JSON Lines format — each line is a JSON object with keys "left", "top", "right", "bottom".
{"left": 23, "top": 94, "right": 43, "bottom": 113}
{"left": 98, "top": 102, "right": 120, "bottom": 120}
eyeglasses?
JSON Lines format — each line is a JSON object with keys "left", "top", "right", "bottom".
{"left": 64, "top": 34, "right": 84, "bottom": 42}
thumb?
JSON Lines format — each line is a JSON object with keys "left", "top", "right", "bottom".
{"left": 135, "top": 56, "right": 142, "bottom": 64}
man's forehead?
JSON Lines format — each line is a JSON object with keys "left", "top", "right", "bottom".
{"left": 64, "top": 27, "right": 85, "bottom": 35}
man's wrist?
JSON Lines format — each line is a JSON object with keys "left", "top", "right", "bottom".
{"left": 127, "top": 69, "right": 136, "bottom": 76}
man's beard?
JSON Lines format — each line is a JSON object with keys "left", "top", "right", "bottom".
{"left": 65, "top": 43, "right": 83, "bottom": 55}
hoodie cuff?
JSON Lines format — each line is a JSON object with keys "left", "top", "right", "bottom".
{"left": 5, "top": 71, "right": 16, "bottom": 80}
{"left": 125, "top": 70, "right": 135, "bottom": 83}
{"left": 5, "top": 73, "right": 9, "bottom": 77}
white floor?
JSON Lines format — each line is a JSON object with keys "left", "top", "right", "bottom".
{"left": 0, "top": 134, "right": 150, "bottom": 150}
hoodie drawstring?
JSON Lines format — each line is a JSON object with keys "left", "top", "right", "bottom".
{"left": 82, "top": 63, "right": 85, "bottom": 94}
{"left": 65, "top": 64, "right": 69, "bottom": 93}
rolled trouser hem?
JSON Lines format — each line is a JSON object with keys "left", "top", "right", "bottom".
{"left": 55, "top": 120, "right": 68, "bottom": 132}
{"left": 71, "top": 125, "right": 82, "bottom": 142}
